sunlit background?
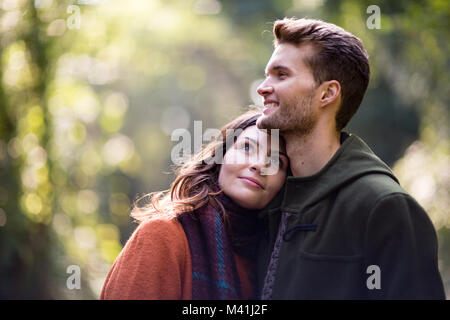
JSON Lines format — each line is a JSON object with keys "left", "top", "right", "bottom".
{"left": 0, "top": 0, "right": 448, "bottom": 299}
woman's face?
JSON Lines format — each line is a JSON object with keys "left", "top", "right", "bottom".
{"left": 218, "top": 125, "right": 288, "bottom": 210}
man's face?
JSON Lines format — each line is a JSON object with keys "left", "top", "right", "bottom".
{"left": 256, "top": 43, "right": 319, "bottom": 135}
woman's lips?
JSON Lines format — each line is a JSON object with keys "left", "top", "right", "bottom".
{"left": 239, "top": 177, "right": 264, "bottom": 189}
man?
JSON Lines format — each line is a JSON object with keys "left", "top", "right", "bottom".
{"left": 255, "top": 17, "right": 445, "bottom": 299}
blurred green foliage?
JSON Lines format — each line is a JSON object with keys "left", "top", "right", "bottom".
{"left": 0, "top": 0, "right": 448, "bottom": 299}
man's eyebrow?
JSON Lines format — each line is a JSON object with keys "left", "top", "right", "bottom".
{"left": 265, "top": 65, "right": 291, "bottom": 76}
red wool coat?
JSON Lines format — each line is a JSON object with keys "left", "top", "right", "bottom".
{"left": 100, "top": 218, "right": 255, "bottom": 299}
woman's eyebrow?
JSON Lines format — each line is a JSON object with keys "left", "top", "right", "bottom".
{"left": 268, "top": 149, "right": 287, "bottom": 157}
{"left": 242, "top": 136, "right": 287, "bottom": 157}
{"left": 242, "top": 136, "right": 259, "bottom": 146}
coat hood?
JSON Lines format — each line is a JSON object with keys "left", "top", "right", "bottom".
{"left": 259, "top": 132, "right": 399, "bottom": 217}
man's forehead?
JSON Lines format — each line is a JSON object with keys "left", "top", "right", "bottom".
{"left": 266, "top": 43, "right": 316, "bottom": 72}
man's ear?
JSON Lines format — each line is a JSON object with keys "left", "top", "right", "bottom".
{"left": 319, "top": 80, "right": 341, "bottom": 108}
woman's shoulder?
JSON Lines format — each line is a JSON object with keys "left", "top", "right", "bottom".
{"left": 101, "top": 216, "right": 192, "bottom": 299}
{"left": 136, "top": 216, "right": 183, "bottom": 235}
{"left": 130, "top": 216, "right": 187, "bottom": 247}
{"left": 115, "top": 216, "right": 190, "bottom": 270}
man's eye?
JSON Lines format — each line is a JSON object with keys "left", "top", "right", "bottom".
{"left": 279, "top": 72, "right": 287, "bottom": 78}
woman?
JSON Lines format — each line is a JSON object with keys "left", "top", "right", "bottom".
{"left": 100, "top": 110, "right": 288, "bottom": 299}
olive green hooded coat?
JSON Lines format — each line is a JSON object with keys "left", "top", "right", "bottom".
{"left": 256, "top": 132, "right": 445, "bottom": 299}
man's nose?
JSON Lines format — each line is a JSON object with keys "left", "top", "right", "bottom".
{"left": 257, "top": 80, "right": 273, "bottom": 97}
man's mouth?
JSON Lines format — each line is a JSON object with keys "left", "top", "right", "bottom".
{"left": 263, "top": 102, "right": 279, "bottom": 115}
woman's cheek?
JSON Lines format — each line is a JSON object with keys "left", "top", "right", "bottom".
{"left": 271, "top": 172, "right": 286, "bottom": 193}
{"left": 228, "top": 151, "right": 246, "bottom": 165}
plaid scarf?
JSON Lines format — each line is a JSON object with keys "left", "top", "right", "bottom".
{"left": 178, "top": 193, "right": 263, "bottom": 300}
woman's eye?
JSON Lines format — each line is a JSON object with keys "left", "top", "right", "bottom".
{"left": 241, "top": 142, "right": 252, "bottom": 152}
{"left": 269, "top": 157, "right": 283, "bottom": 167}
{"left": 270, "top": 157, "right": 276, "bottom": 163}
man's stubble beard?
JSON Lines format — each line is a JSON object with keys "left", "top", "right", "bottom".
{"left": 257, "top": 93, "right": 317, "bottom": 137}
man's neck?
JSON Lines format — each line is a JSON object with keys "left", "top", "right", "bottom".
{"left": 284, "top": 126, "right": 341, "bottom": 177}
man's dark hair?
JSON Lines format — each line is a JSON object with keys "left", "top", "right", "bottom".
{"left": 273, "top": 17, "right": 370, "bottom": 131}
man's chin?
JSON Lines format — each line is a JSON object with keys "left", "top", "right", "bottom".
{"left": 256, "top": 114, "right": 276, "bottom": 130}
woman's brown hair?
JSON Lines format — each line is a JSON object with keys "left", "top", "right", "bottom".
{"left": 131, "top": 109, "right": 263, "bottom": 223}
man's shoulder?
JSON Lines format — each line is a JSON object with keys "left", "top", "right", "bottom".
{"left": 332, "top": 173, "right": 434, "bottom": 249}
{"left": 335, "top": 172, "right": 416, "bottom": 220}
{"left": 345, "top": 171, "right": 406, "bottom": 199}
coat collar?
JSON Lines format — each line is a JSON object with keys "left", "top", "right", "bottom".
{"left": 259, "top": 132, "right": 398, "bottom": 218}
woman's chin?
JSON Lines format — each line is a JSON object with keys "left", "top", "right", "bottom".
{"left": 237, "top": 202, "right": 262, "bottom": 210}
{"left": 229, "top": 194, "right": 265, "bottom": 210}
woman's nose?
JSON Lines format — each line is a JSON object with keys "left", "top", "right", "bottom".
{"left": 250, "top": 154, "right": 270, "bottom": 173}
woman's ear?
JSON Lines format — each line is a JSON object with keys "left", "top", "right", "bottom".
{"left": 319, "top": 80, "right": 341, "bottom": 108}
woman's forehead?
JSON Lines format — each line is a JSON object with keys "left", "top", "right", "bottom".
{"left": 238, "top": 126, "right": 266, "bottom": 141}
{"left": 238, "top": 126, "right": 286, "bottom": 151}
